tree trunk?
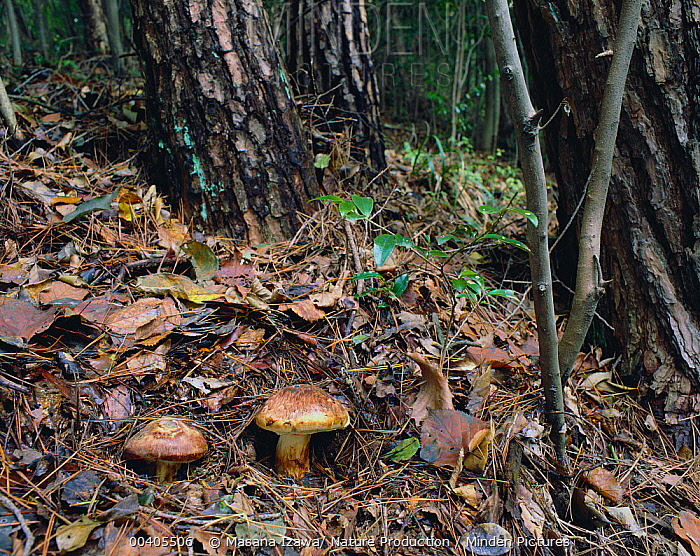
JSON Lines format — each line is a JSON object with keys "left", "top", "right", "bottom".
{"left": 286, "top": 0, "right": 386, "bottom": 177}
{"left": 34, "top": 0, "right": 48, "bottom": 59}
{"left": 80, "top": 0, "right": 110, "bottom": 56}
{"left": 477, "top": 35, "right": 500, "bottom": 154}
{"left": 515, "top": 0, "right": 700, "bottom": 422}
{"left": 5, "top": 0, "right": 22, "bottom": 66}
{"left": 103, "top": 0, "right": 124, "bottom": 73}
{"left": 129, "top": 0, "right": 319, "bottom": 242}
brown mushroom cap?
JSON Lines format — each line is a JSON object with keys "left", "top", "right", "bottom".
{"left": 124, "top": 418, "right": 208, "bottom": 464}
{"left": 255, "top": 385, "right": 350, "bottom": 434}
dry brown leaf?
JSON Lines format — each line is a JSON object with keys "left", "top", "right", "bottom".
{"left": 674, "top": 511, "right": 700, "bottom": 556}
{"left": 102, "top": 385, "right": 132, "bottom": 423}
{"left": 0, "top": 296, "right": 56, "bottom": 340}
{"left": 582, "top": 467, "right": 624, "bottom": 505}
{"left": 104, "top": 297, "right": 180, "bottom": 343}
{"left": 465, "top": 346, "right": 512, "bottom": 367}
{"left": 407, "top": 352, "right": 453, "bottom": 424}
{"left": 419, "top": 409, "right": 488, "bottom": 468}
{"left": 462, "top": 426, "right": 492, "bottom": 474}
{"left": 280, "top": 299, "right": 326, "bottom": 322}
{"left": 39, "top": 280, "right": 88, "bottom": 304}
{"left": 214, "top": 250, "right": 255, "bottom": 298}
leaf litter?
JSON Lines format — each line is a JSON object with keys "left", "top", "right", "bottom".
{"left": 0, "top": 60, "right": 697, "bottom": 556}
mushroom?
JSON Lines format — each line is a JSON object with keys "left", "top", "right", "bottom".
{"left": 124, "top": 418, "right": 208, "bottom": 483}
{"left": 255, "top": 385, "right": 350, "bottom": 478}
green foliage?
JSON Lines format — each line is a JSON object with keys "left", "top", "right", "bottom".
{"left": 314, "top": 190, "right": 532, "bottom": 308}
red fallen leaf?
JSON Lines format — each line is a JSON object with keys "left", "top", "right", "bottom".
{"left": 0, "top": 297, "right": 55, "bottom": 340}
{"left": 674, "top": 511, "right": 700, "bottom": 556}
{"left": 102, "top": 385, "right": 132, "bottom": 424}
{"left": 214, "top": 250, "right": 255, "bottom": 298}
{"left": 279, "top": 299, "right": 326, "bottom": 322}
{"left": 407, "top": 352, "right": 453, "bottom": 424}
{"left": 466, "top": 346, "right": 512, "bottom": 367}
{"left": 582, "top": 467, "right": 624, "bottom": 505}
{"left": 420, "top": 409, "right": 489, "bottom": 468}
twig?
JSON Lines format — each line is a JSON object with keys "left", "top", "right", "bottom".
{"left": 0, "top": 493, "right": 34, "bottom": 556}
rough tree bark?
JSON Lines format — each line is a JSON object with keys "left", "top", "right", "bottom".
{"left": 515, "top": 0, "right": 700, "bottom": 422}
{"left": 286, "top": 0, "right": 386, "bottom": 176}
{"left": 129, "top": 0, "right": 319, "bottom": 242}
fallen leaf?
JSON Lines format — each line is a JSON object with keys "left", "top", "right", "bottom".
{"left": 136, "top": 273, "right": 225, "bottom": 303}
{"left": 675, "top": 511, "right": 700, "bottom": 556}
{"left": 104, "top": 297, "right": 180, "bottom": 342}
{"left": 55, "top": 516, "right": 100, "bottom": 554}
{"left": 467, "top": 366, "right": 492, "bottom": 413}
{"left": 62, "top": 188, "right": 120, "bottom": 223}
{"left": 39, "top": 280, "right": 88, "bottom": 304}
{"left": 407, "top": 352, "right": 453, "bottom": 424}
{"left": 214, "top": 250, "right": 255, "bottom": 298}
{"left": 582, "top": 467, "right": 624, "bottom": 505}
{"left": 383, "top": 438, "right": 420, "bottom": 462}
{"left": 0, "top": 296, "right": 55, "bottom": 341}
{"left": 280, "top": 299, "right": 326, "bottom": 321}
{"left": 607, "top": 506, "right": 645, "bottom": 537}
{"left": 182, "top": 240, "right": 219, "bottom": 281}
{"left": 465, "top": 346, "right": 512, "bottom": 367}
{"left": 516, "top": 485, "right": 546, "bottom": 539}
{"left": 102, "top": 385, "right": 132, "bottom": 424}
{"left": 462, "top": 426, "right": 493, "bottom": 474}
{"left": 420, "top": 409, "right": 489, "bottom": 468}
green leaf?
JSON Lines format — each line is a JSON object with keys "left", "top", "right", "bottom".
{"left": 391, "top": 273, "right": 410, "bottom": 296}
{"left": 63, "top": 188, "right": 120, "bottom": 223}
{"left": 437, "top": 234, "right": 459, "bottom": 246}
{"left": 488, "top": 288, "right": 519, "bottom": 300}
{"left": 351, "top": 194, "right": 374, "bottom": 217}
{"left": 353, "top": 271, "right": 383, "bottom": 280}
{"left": 338, "top": 200, "right": 363, "bottom": 220}
{"left": 383, "top": 437, "right": 420, "bottom": 462}
{"left": 478, "top": 204, "right": 501, "bottom": 215}
{"left": 352, "top": 334, "right": 369, "bottom": 345}
{"left": 374, "top": 234, "right": 398, "bottom": 267}
{"left": 310, "top": 194, "right": 343, "bottom": 203}
{"left": 314, "top": 153, "right": 331, "bottom": 169}
{"left": 508, "top": 208, "right": 539, "bottom": 227}
{"left": 481, "top": 233, "right": 531, "bottom": 252}
{"left": 427, "top": 250, "right": 449, "bottom": 258}
{"left": 394, "top": 235, "right": 415, "bottom": 248}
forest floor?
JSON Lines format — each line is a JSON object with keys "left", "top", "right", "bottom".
{"left": 1, "top": 60, "right": 699, "bottom": 556}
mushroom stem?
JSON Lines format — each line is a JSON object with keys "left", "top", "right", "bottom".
{"left": 275, "top": 433, "right": 312, "bottom": 478}
{"left": 155, "top": 461, "right": 181, "bottom": 484}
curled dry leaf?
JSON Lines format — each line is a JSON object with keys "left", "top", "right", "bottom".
{"left": 582, "top": 467, "right": 624, "bottom": 505}
{"left": 407, "top": 352, "right": 453, "bottom": 424}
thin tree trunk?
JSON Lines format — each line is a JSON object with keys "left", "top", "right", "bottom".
{"left": 34, "top": 0, "right": 48, "bottom": 59}
{"left": 515, "top": 0, "right": 700, "bottom": 423}
{"left": 485, "top": 0, "right": 567, "bottom": 464}
{"left": 0, "top": 76, "right": 18, "bottom": 138}
{"left": 130, "top": 0, "right": 319, "bottom": 242}
{"left": 103, "top": 0, "right": 124, "bottom": 73}
{"left": 477, "top": 36, "right": 500, "bottom": 153}
{"left": 5, "top": 0, "right": 22, "bottom": 66}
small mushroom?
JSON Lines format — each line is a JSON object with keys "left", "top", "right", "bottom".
{"left": 255, "top": 385, "right": 350, "bottom": 478}
{"left": 124, "top": 418, "right": 208, "bottom": 483}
